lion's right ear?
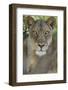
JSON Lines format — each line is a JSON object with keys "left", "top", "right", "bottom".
{"left": 46, "top": 17, "right": 56, "bottom": 29}
{"left": 26, "top": 16, "right": 35, "bottom": 27}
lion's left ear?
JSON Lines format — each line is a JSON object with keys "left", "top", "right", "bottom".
{"left": 46, "top": 17, "right": 56, "bottom": 29}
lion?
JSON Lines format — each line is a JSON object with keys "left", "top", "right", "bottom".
{"left": 23, "top": 16, "right": 57, "bottom": 74}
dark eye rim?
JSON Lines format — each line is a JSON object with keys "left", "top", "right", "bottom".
{"left": 33, "top": 31, "right": 38, "bottom": 35}
{"left": 45, "top": 31, "right": 49, "bottom": 35}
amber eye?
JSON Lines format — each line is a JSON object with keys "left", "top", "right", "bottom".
{"left": 45, "top": 31, "right": 49, "bottom": 35}
{"left": 33, "top": 31, "right": 37, "bottom": 35}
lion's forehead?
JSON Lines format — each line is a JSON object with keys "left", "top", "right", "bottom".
{"left": 33, "top": 20, "right": 50, "bottom": 31}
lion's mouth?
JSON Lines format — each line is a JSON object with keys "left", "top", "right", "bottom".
{"left": 35, "top": 45, "right": 48, "bottom": 56}
{"left": 35, "top": 50, "right": 46, "bottom": 56}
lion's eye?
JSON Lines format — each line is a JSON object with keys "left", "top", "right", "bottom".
{"left": 33, "top": 31, "right": 37, "bottom": 35}
{"left": 32, "top": 31, "right": 38, "bottom": 38}
{"left": 45, "top": 31, "right": 49, "bottom": 35}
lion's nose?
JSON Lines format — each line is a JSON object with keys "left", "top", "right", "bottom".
{"left": 38, "top": 43, "right": 44, "bottom": 48}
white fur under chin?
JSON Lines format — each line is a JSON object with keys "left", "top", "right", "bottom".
{"left": 36, "top": 51, "right": 46, "bottom": 56}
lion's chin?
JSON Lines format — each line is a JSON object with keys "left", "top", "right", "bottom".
{"left": 35, "top": 50, "right": 46, "bottom": 56}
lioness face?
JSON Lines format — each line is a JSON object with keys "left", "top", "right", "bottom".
{"left": 27, "top": 16, "right": 55, "bottom": 56}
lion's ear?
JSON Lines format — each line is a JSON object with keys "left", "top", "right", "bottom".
{"left": 26, "top": 16, "right": 35, "bottom": 26}
{"left": 46, "top": 17, "right": 56, "bottom": 29}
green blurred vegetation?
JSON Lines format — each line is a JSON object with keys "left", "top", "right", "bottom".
{"left": 23, "top": 15, "right": 57, "bottom": 39}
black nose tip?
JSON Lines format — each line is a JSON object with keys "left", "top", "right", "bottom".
{"left": 38, "top": 44, "right": 44, "bottom": 48}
